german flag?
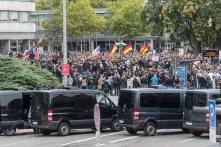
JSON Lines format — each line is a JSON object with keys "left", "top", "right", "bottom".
{"left": 109, "top": 44, "right": 117, "bottom": 57}
{"left": 139, "top": 43, "right": 149, "bottom": 56}
{"left": 122, "top": 44, "right": 133, "bottom": 55}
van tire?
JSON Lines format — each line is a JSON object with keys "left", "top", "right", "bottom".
{"left": 192, "top": 131, "right": 202, "bottom": 137}
{"left": 42, "top": 130, "right": 51, "bottom": 136}
{"left": 0, "top": 129, "right": 3, "bottom": 134}
{"left": 110, "top": 119, "right": 123, "bottom": 132}
{"left": 3, "top": 128, "right": 16, "bottom": 136}
{"left": 126, "top": 127, "right": 138, "bottom": 135}
{"left": 143, "top": 122, "right": 157, "bottom": 136}
{"left": 182, "top": 128, "right": 190, "bottom": 133}
{"left": 57, "top": 122, "right": 70, "bottom": 136}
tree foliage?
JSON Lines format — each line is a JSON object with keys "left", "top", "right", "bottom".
{"left": 0, "top": 56, "right": 61, "bottom": 90}
{"left": 108, "top": 0, "right": 146, "bottom": 38}
{"left": 42, "top": 0, "right": 103, "bottom": 39}
{"left": 142, "top": 0, "right": 221, "bottom": 50}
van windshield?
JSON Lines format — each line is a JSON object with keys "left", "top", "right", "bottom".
{"left": 31, "top": 93, "right": 49, "bottom": 110}
{"left": 118, "top": 92, "right": 135, "bottom": 109}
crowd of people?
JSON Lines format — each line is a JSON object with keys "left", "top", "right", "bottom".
{"left": 7, "top": 46, "right": 221, "bottom": 95}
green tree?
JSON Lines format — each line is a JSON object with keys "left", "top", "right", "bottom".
{"left": 142, "top": 0, "right": 221, "bottom": 51}
{"left": 108, "top": 0, "right": 146, "bottom": 39}
{"left": 0, "top": 56, "right": 61, "bottom": 90}
{"left": 68, "top": 0, "right": 99, "bottom": 37}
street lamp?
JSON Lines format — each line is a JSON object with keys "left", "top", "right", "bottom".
{"left": 62, "top": 0, "right": 68, "bottom": 86}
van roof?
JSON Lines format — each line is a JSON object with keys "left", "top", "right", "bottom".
{"left": 187, "top": 89, "right": 221, "bottom": 94}
{"left": 35, "top": 89, "right": 102, "bottom": 94}
{"left": 120, "top": 88, "right": 186, "bottom": 93}
{"left": 0, "top": 90, "right": 21, "bottom": 95}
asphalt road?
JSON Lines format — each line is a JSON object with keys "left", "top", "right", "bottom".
{"left": 0, "top": 129, "right": 220, "bottom": 147}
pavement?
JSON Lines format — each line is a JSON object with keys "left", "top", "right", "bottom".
{"left": 0, "top": 129, "right": 220, "bottom": 147}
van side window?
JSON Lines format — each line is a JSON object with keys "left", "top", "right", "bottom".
{"left": 52, "top": 94, "right": 73, "bottom": 108}
{"left": 1, "top": 95, "right": 22, "bottom": 111}
{"left": 185, "top": 93, "right": 194, "bottom": 109}
{"left": 72, "top": 94, "right": 95, "bottom": 110}
{"left": 161, "top": 93, "right": 180, "bottom": 108}
{"left": 140, "top": 93, "right": 160, "bottom": 108}
{"left": 119, "top": 92, "right": 134, "bottom": 109}
{"left": 195, "top": 94, "right": 207, "bottom": 107}
{"left": 96, "top": 94, "right": 111, "bottom": 107}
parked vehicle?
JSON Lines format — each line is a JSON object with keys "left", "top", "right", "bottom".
{"left": 31, "top": 89, "right": 121, "bottom": 136}
{"left": 118, "top": 88, "right": 186, "bottom": 136}
{"left": 0, "top": 90, "right": 33, "bottom": 136}
{"left": 183, "top": 89, "right": 221, "bottom": 137}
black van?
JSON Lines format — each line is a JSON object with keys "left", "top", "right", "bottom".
{"left": 0, "top": 91, "right": 33, "bottom": 136}
{"left": 183, "top": 89, "right": 221, "bottom": 137}
{"left": 118, "top": 88, "right": 186, "bottom": 136}
{"left": 31, "top": 89, "right": 121, "bottom": 136}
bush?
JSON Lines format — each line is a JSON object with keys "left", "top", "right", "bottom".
{"left": 0, "top": 56, "right": 61, "bottom": 90}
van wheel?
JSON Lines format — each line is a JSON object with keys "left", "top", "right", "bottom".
{"left": 42, "top": 130, "right": 51, "bottom": 136}
{"left": 143, "top": 122, "right": 157, "bottom": 136}
{"left": 33, "top": 129, "right": 41, "bottom": 134}
{"left": 126, "top": 127, "right": 138, "bottom": 135}
{"left": 58, "top": 122, "right": 70, "bottom": 136}
{"left": 111, "top": 119, "right": 123, "bottom": 132}
{"left": 182, "top": 128, "right": 190, "bottom": 133}
{"left": 3, "top": 128, "right": 16, "bottom": 136}
{"left": 192, "top": 131, "right": 202, "bottom": 137}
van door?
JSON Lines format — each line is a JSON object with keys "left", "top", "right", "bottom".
{"left": 118, "top": 92, "right": 136, "bottom": 125}
{"left": 183, "top": 92, "right": 194, "bottom": 126}
{"left": 96, "top": 93, "right": 113, "bottom": 126}
{"left": 159, "top": 93, "right": 182, "bottom": 128}
{"left": 71, "top": 93, "right": 95, "bottom": 128}
{"left": 31, "top": 93, "right": 49, "bottom": 125}
{"left": 191, "top": 93, "right": 208, "bottom": 129}
{"left": 139, "top": 93, "right": 161, "bottom": 126}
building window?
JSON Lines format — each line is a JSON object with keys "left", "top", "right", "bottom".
{"left": 10, "top": 11, "right": 19, "bottom": 22}
{"left": 20, "top": 12, "right": 28, "bottom": 22}
{"left": 0, "top": 11, "right": 9, "bottom": 22}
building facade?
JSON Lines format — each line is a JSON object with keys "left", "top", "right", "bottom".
{"left": 0, "top": 0, "right": 36, "bottom": 54}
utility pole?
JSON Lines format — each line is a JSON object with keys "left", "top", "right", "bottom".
{"left": 49, "top": 0, "right": 53, "bottom": 52}
{"left": 62, "top": 0, "right": 68, "bottom": 86}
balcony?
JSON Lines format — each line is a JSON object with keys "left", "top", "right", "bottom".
{"left": 0, "top": 0, "right": 35, "bottom": 12}
{"left": 0, "top": 23, "right": 36, "bottom": 33}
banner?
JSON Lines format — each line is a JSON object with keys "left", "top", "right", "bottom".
{"left": 176, "top": 66, "right": 187, "bottom": 89}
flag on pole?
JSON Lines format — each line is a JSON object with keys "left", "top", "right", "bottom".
{"left": 123, "top": 44, "right": 133, "bottom": 55}
{"left": 116, "top": 42, "right": 127, "bottom": 51}
{"left": 109, "top": 44, "right": 117, "bottom": 56}
{"left": 37, "top": 38, "right": 43, "bottom": 45}
{"left": 92, "top": 45, "right": 100, "bottom": 56}
{"left": 139, "top": 43, "right": 149, "bottom": 56}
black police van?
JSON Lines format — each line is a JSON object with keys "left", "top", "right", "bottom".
{"left": 0, "top": 90, "right": 33, "bottom": 136}
{"left": 31, "top": 89, "right": 121, "bottom": 136}
{"left": 183, "top": 89, "right": 221, "bottom": 137}
{"left": 118, "top": 88, "right": 186, "bottom": 136}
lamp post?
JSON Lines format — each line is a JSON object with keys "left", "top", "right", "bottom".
{"left": 62, "top": 0, "right": 68, "bottom": 86}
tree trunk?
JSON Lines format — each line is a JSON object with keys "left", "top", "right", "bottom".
{"left": 134, "top": 38, "right": 137, "bottom": 53}
{"left": 89, "top": 34, "right": 91, "bottom": 52}
{"left": 80, "top": 37, "right": 83, "bottom": 52}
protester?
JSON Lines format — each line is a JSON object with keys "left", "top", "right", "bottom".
{"left": 5, "top": 46, "right": 221, "bottom": 94}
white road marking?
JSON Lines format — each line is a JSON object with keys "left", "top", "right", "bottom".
{"left": 179, "top": 138, "right": 197, "bottom": 143}
{"left": 109, "top": 136, "right": 138, "bottom": 144}
{"left": 61, "top": 131, "right": 126, "bottom": 146}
